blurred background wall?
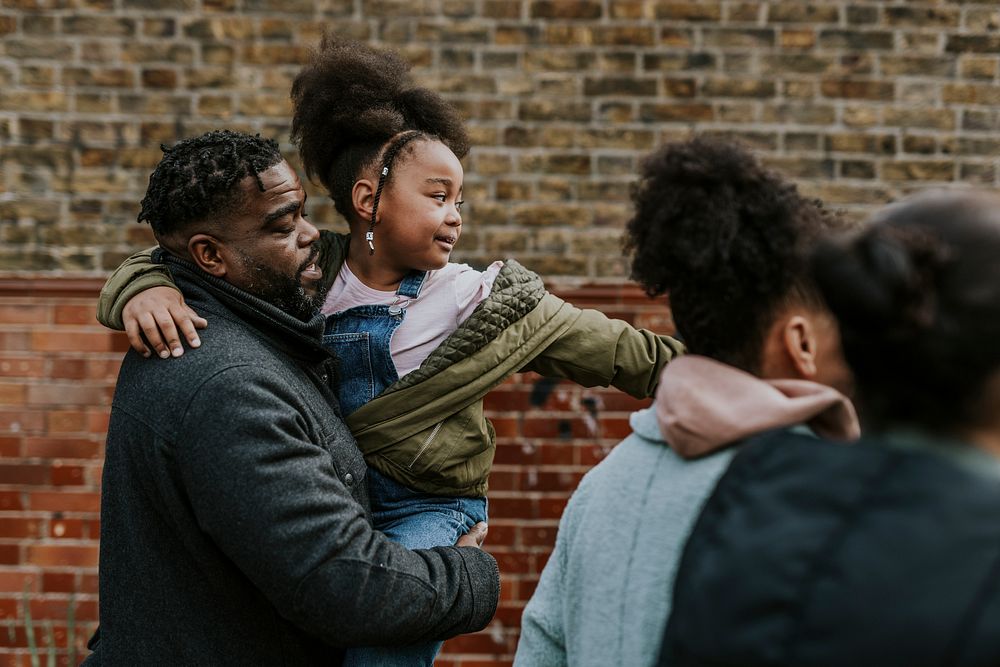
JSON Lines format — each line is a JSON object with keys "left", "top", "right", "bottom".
{"left": 1, "top": 1, "right": 999, "bottom": 664}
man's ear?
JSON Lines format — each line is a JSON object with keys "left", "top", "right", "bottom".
{"left": 351, "top": 179, "right": 376, "bottom": 223}
{"left": 187, "top": 234, "right": 228, "bottom": 278}
{"left": 782, "top": 314, "right": 819, "bottom": 379}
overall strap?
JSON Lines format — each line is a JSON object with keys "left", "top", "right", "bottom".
{"left": 396, "top": 270, "right": 428, "bottom": 299}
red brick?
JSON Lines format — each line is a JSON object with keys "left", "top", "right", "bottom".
{"left": 52, "top": 304, "right": 96, "bottom": 325}
{"left": 26, "top": 383, "right": 112, "bottom": 408}
{"left": 0, "top": 334, "right": 31, "bottom": 352}
{"left": 48, "top": 359, "right": 87, "bottom": 380}
{"left": 46, "top": 411, "right": 88, "bottom": 433}
{"left": 0, "top": 518, "right": 43, "bottom": 539}
{"left": 48, "top": 518, "right": 86, "bottom": 539}
{"left": 31, "top": 331, "right": 118, "bottom": 353}
{"left": 0, "top": 358, "right": 44, "bottom": 378}
{"left": 0, "top": 493, "right": 23, "bottom": 512}
{"left": 0, "top": 571, "right": 38, "bottom": 593}
{"left": 25, "top": 544, "right": 98, "bottom": 568}
{"left": 0, "top": 305, "right": 48, "bottom": 325}
{"left": 28, "top": 492, "right": 100, "bottom": 513}
{"left": 0, "top": 465, "right": 49, "bottom": 486}
{"left": 0, "top": 384, "right": 25, "bottom": 406}
{"left": 0, "top": 410, "right": 44, "bottom": 433}
{"left": 41, "top": 572, "right": 75, "bottom": 593}
{"left": 23, "top": 437, "right": 102, "bottom": 460}
{"left": 50, "top": 465, "right": 86, "bottom": 486}
{"left": 0, "top": 545, "right": 19, "bottom": 566}
{"left": 489, "top": 496, "right": 536, "bottom": 519}
{"left": 0, "top": 438, "right": 19, "bottom": 457}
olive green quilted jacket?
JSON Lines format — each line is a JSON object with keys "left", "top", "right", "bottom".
{"left": 98, "top": 232, "right": 684, "bottom": 496}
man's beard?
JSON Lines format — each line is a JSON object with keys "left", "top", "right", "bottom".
{"left": 234, "top": 251, "right": 328, "bottom": 321}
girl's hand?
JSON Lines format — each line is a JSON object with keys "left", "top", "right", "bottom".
{"left": 122, "top": 287, "right": 208, "bottom": 359}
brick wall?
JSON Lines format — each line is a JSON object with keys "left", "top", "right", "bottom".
{"left": 3, "top": 1, "right": 999, "bottom": 664}
{"left": 3, "top": 1, "right": 1000, "bottom": 276}
{"left": 0, "top": 279, "right": 670, "bottom": 666}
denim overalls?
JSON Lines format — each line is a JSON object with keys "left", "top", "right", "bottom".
{"left": 324, "top": 270, "right": 488, "bottom": 667}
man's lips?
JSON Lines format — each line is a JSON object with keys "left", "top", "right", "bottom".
{"left": 300, "top": 261, "right": 322, "bottom": 280}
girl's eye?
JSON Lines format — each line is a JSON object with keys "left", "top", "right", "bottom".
{"left": 456, "top": 200, "right": 464, "bottom": 211}
{"left": 432, "top": 194, "right": 447, "bottom": 202}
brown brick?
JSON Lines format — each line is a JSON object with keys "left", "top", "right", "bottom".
{"left": 778, "top": 28, "right": 816, "bottom": 49}
{"left": 947, "top": 35, "right": 1000, "bottom": 54}
{"left": 728, "top": 3, "right": 762, "bottom": 22}
{"left": 244, "top": 0, "right": 313, "bottom": 12}
{"left": 902, "top": 135, "right": 937, "bottom": 155}
{"left": 763, "top": 54, "right": 832, "bottom": 74}
{"left": 530, "top": 0, "right": 601, "bottom": 19}
{"left": 4, "top": 39, "right": 74, "bottom": 59}
{"left": 63, "top": 67, "right": 134, "bottom": 87}
{"left": 0, "top": 15, "right": 15, "bottom": 34}
{"left": 593, "top": 25, "right": 655, "bottom": 46}
{"left": 143, "top": 17, "right": 176, "bottom": 37}
{"left": 121, "top": 43, "right": 194, "bottom": 65}
{"left": 653, "top": 2, "right": 721, "bottom": 21}
{"left": 885, "top": 6, "right": 959, "bottom": 27}
{"left": 880, "top": 56, "right": 955, "bottom": 78}
{"left": 0, "top": 90, "right": 68, "bottom": 112}
{"left": 62, "top": 16, "right": 135, "bottom": 36}
{"left": 518, "top": 100, "right": 591, "bottom": 122}
{"left": 659, "top": 27, "right": 695, "bottom": 47}
{"left": 960, "top": 57, "right": 998, "bottom": 80}
{"left": 943, "top": 83, "right": 1000, "bottom": 105}
{"left": 846, "top": 6, "right": 879, "bottom": 24}
{"left": 884, "top": 108, "right": 955, "bottom": 131}
{"left": 965, "top": 8, "right": 1000, "bottom": 32}
{"left": 702, "top": 27, "right": 774, "bottom": 48}
{"left": 767, "top": 3, "right": 839, "bottom": 23}
{"left": 761, "top": 103, "right": 836, "bottom": 126}
{"left": 882, "top": 160, "right": 954, "bottom": 182}
{"left": 825, "top": 133, "right": 896, "bottom": 154}
{"left": 763, "top": 157, "right": 834, "bottom": 179}
{"left": 959, "top": 162, "right": 995, "bottom": 183}
{"left": 820, "top": 79, "right": 893, "bottom": 101}
{"left": 819, "top": 30, "right": 894, "bottom": 50}
{"left": 183, "top": 17, "right": 253, "bottom": 39}
{"left": 583, "top": 77, "right": 657, "bottom": 96}
{"left": 609, "top": 1, "right": 646, "bottom": 19}
{"left": 21, "top": 65, "right": 55, "bottom": 87}
{"left": 703, "top": 78, "right": 775, "bottom": 98}
{"left": 643, "top": 52, "right": 715, "bottom": 72}
{"left": 483, "top": 0, "right": 522, "bottom": 18}
{"left": 514, "top": 204, "right": 594, "bottom": 227}
{"left": 664, "top": 77, "right": 697, "bottom": 97}
{"left": 23, "top": 13, "right": 54, "bottom": 34}
{"left": 639, "top": 103, "right": 713, "bottom": 122}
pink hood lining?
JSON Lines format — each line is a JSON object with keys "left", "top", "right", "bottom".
{"left": 656, "top": 355, "right": 860, "bottom": 459}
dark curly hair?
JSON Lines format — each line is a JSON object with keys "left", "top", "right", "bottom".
{"left": 138, "top": 130, "right": 284, "bottom": 237}
{"left": 290, "top": 34, "right": 470, "bottom": 221}
{"left": 812, "top": 190, "right": 1000, "bottom": 433}
{"left": 624, "top": 136, "right": 842, "bottom": 373}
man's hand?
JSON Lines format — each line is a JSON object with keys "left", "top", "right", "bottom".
{"left": 455, "top": 522, "right": 488, "bottom": 548}
{"left": 122, "top": 286, "right": 208, "bottom": 359}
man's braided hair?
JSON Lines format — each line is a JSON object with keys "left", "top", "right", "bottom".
{"left": 137, "top": 129, "right": 284, "bottom": 236}
{"left": 290, "top": 34, "right": 469, "bottom": 222}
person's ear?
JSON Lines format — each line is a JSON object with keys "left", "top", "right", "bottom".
{"left": 783, "top": 314, "right": 819, "bottom": 379}
{"left": 351, "top": 179, "right": 376, "bottom": 223}
{"left": 187, "top": 234, "right": 228, "bottom": 278}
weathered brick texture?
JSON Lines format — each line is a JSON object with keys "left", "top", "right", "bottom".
{"left": 3, "top": 1, "right": 1000, "bottom": 275}
{"left": 0, "top": 279, "right": 671, "bottom": 667}
{"left": 2, "top": 2, "right": 998, "bottom": 664}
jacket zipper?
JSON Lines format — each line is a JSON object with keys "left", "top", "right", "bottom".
{"left": 409, "top": 421, "right": 443, "bottom": 468}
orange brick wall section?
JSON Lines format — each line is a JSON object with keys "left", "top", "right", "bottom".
{"left": 0, "top": 276, "right": 673, "bottom": 667}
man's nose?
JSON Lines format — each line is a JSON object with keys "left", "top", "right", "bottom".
{"left": 299, "top": 218, "right": 320, "bottom": 245}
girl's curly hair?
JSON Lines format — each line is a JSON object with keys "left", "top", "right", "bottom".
{"left": 291, "top": 35, "right": 470, "bottom": 221}
{"left": 624, "top": 136, "right": 842, "bottom": 373}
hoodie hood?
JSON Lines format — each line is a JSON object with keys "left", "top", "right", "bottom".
{"left": 656, "top": 355, "right": 860, "bottom": 459}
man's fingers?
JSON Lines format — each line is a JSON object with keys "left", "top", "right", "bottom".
{"left": 137, "top": 312, "right": 169, "bottom": 359}
{"left": 124, "top": 317, "right": 151, "bottom": 357}
{"left": 454, "top": 522, "right": 488, "bottom": 548}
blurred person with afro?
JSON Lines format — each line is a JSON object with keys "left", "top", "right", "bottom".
{"left": 514, "top": 136, "right": 858, "bottom": 667}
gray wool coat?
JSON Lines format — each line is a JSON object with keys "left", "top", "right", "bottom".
{"left": 83, "top": 252, "right": 499, "bottom": 666}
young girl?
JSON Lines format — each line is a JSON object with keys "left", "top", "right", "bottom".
{"left": 99, "top": 36, "right": 682, "bottom": 666}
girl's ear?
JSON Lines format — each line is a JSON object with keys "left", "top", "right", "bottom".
{"left": 351, "top": 179, "right": 376, "bottom": 223}
{"left": 188, "top": 234, "right": 228, "bottom": 278}
{"left": 782, "top": 314, "right": 819, "bottom": 379}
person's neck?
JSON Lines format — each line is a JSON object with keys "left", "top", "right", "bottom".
{"left": 345, "top": 234, "right": 407, "bottom": 291}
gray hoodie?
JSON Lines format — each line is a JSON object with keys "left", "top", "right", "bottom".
{"left": 514, "top": 355, "right": 857, "bottom": 667}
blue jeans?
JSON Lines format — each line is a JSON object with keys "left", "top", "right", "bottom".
{"left": 342, "top": 469, "right": 488, "bottom": 667}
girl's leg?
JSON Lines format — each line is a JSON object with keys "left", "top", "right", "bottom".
{"left": 342, "top": 469, "right": 488, "bottom": 667}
